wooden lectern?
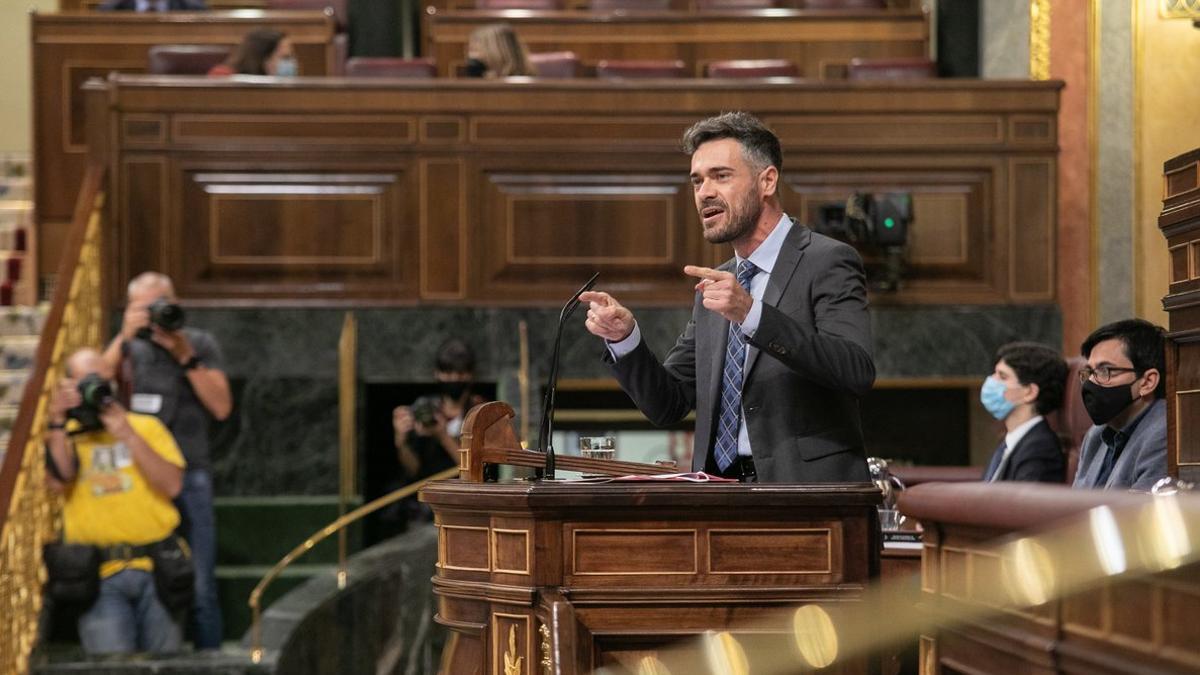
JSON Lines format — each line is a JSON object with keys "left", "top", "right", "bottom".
{"left": 420, "top": 402, "right": 882, "bottom": 673}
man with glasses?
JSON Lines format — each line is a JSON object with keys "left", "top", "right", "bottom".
{"left": 1073, "top": 319, "right": 1168, "bottom": 490}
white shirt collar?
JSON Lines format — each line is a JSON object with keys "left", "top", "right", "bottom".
{"left": 736, "top": 213, "right": 792, "bottom": 275}
{"left": 1004, "top": 415, "right": 1044, "bottom": 455}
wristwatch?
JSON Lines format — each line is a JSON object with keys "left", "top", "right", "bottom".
{"left": 183, "top": 355, "right": 203, "bottom": 370}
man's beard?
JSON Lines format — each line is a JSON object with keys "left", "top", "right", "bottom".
{"left": 700, "top": 186, "right": 762, "bottom": 245}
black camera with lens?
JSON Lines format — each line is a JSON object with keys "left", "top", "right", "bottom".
{"left": 410, "top": 395, "right": 442, "bottom": 429}
{"left": 67, "top": 373, "right": 116, "bottom": 431}
{"left": 136, "top": 298, "right": 186, "bottom": 340}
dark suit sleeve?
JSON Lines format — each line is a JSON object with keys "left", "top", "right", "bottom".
{"left": 748, "top": 243, "right": 875, "bottom": 397}
{"left": 1008, "top": 431, "right": 1065, "bottom": 483}
{"left": 607, "top": 319, "right": 697, "bottom": 428}
{"left": 97, "top": 0, "right": 128, "bottom": 9}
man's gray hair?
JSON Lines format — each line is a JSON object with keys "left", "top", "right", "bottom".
{"left": 128, "top": 271, "right": 175, "bottom": 298}
{"left": 681, "top": 111, "right": 783, "bottom": 173}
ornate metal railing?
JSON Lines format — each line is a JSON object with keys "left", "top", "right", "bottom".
{"left": 0, "top": 166, "right": 107, "bottom": 674}
{"left": 247, "top": 466, "right": 460, "bottom": 662}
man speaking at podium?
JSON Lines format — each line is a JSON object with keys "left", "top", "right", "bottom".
{"left": 582, "top": 112, "right": 874, "bottom": 483}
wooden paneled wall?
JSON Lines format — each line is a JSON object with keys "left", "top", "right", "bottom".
{"left": 1160, "top": 148, "right": 1200, "bottom": 484}
{"left": 59, "top": 0, "right": 268, "bottom": 7}
{"left": 423, "top": 8, "right": 928, "bottom": 78}
{"left": 422, "top": 0, "right": 919, "bottom": 11}
{"left": 31, "top": 10, "right": 338, "bottom": 273}
{"left": 85, "top": 76, "right": 1060, "bottom": 306}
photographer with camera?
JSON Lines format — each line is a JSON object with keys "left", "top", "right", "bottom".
{"left": 100, "top": 271, "right": 231, "bottom": 650}
{"left": 393, "top": 395, "right": 456, "bottom": 483}
{"left": 45, "top": 348, "right": 189, "bottom": 654}
{"left": 390, "top": 339, "right": 486, "bottom": 520}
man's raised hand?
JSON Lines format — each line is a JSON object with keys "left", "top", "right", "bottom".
{"left": 683, "top": 265, "right": 753, "bottom": 324}
{"left": 581, "top": 291, "right": 636, "bottom": 342}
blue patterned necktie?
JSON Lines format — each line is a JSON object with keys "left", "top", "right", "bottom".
{"left": 713, "top": 260, "right": 759, "bottom": 472}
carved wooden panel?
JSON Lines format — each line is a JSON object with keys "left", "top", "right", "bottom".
{"left": 1008, "top": 159, "right": 1055, "bottom": 301}
{"left": 119, "top": 156, "right": 168, "bottom": 284}
{"left": 440, "top": 524, "right": 491, "bottom": 572}
{"left": 570, "top": 529, "right": 698, "bottom": 577}
{"left": 1175, "top": 389, "right": 1200, "bottom": 469}
{"left": 420, "top": 159, "right": 467, "bottom": 299}
{"left": 491, "top": 613, "right": 532, "bottom": 675}
{"left": 787, "top": 167, "right": 1002, "bottom": 301}
{"left": 89, "top": 77, "right": 1061, "bottom": 305}
{"left": 491, "top": 528, "right": 531, "bottom": 576}
{"left": 707, "top": 528, "right": 831, "bottom": 574}
{"left": 32, "top": 11, "right": 337, "bottom": 226}
{"left": 477, "top": 168, "right": 708, "bottom": 303}
{"left": 176, "top": 169, "right": 418, "bottom": 300}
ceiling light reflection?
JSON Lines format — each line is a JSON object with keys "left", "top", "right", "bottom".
{"left": 1088, "top": 506, "right": 1128, "bottom": 576}
{"left": 635, "top": 656, "right": 672, "bottom": 675}
{"left": 1001, "top": 537, "right": 1057, "bottom": 606}
{"left": 1143, "top": 494, "right": 1192, "bottom": 571}
{"left": 792, "top": 604, "right": 838, "bottom": 668}
{"left": 703, "top": 631, "right": 748, "bottom": 675}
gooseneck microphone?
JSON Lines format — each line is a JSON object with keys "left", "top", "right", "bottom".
{"left": 538, "top": 272, "right": 600, "bottom": 480}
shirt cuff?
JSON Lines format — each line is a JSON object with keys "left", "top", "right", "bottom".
{"left": 739, "top": 299, "right": 762, "bottom": 337}
{"left": 606, "top": 323, "right": 642, "bottom": 360}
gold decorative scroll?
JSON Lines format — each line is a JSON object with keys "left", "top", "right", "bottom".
{"left": 1029, "top": 0, "right": 1052, "bottom": 80}
{"left": 505, "top": 625, "right": 524, "bottom": 675}
{"left": 539, "top": 623, "right": 551, "bottom": 675}
{"left": 1160, "top": 0, "right": 1200, "bottom": 18}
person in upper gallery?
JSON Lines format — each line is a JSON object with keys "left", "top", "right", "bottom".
{"left": 580, "top": 111, "right": 874, "bottom": 483}
{"left": 207, "top": 28, "right": 298, "bottom": 77}
{"left": 99, "top": 0, "right": 206, "bottom": 10}
{"left": 463, "top": 23, "right": 534, "bottom": 78}
{"left": 979, "top": 342, "right": 1068, "bottom": 483}
{"left": 1073, "top": 319, "right": 1169, "bottom": 491}
{"left": 100, "top": 272, "right": 231, "bottom": 651}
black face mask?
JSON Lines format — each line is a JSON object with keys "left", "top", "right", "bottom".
{"left": 439, "top": 381, "right": 471, "bottom": 401}
{"left": 464, "top": 58, "right": 488, "bottom": 78}
{"left": 1080, "top": 378, "right": 1136, "bottom": 426}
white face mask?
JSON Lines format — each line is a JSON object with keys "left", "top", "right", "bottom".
{"left": 274, "top": 56, "right": 298, "bottom": 77}
{"left": 445, "top": 416, "right": 463, "bottom": 438}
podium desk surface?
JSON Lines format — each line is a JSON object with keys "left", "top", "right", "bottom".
{"left": 420, "top": 478, "right": 882, "bottom": 509}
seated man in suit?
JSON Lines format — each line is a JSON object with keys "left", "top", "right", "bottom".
{"left": 581, "top": 112, "right": 874, "bottom": 483}
{"left": 99, "top": 0, "right": 207, "bottom": 10}
{"left": 1073, "top": 319, "right": 1169, "bottom": 491}
{"left": 980, "top": 342, "right": 1067, "bottom": 482}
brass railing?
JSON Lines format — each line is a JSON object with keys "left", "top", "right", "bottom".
{"left": 0, "top": 166, "right": 107, "bottom": 675}
{"left": 247, "top": 466, "right": 460, "bottom": 662}
{"left": 336, "top": 312, "right": 357, "bottom": 588}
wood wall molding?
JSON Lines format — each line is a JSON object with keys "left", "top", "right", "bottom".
{"left": 32, "top": 10, "right": 337, "bottom": 277}
{"left": 423, "top": 8, "right": 928, "bottom": 79}
{"left": 1160, "top": 148, "right": 1200, "bottom": 483}
{"left": 85, "top": 76, "right": 1062, "bottom": 306}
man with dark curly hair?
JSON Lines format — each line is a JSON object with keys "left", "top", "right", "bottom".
{"left": 979, "top": 342, "right": 1068, "bottom": 483}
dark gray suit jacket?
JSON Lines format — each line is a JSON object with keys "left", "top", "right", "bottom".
{"left": 608, "top": 222, "right": 874, "bottom": 483}
{"left": 1073, "top": 399, "right": 1168, "bottom": 491}
{"left": 982, "top": 418, "right": 1065, "bottom": 483}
